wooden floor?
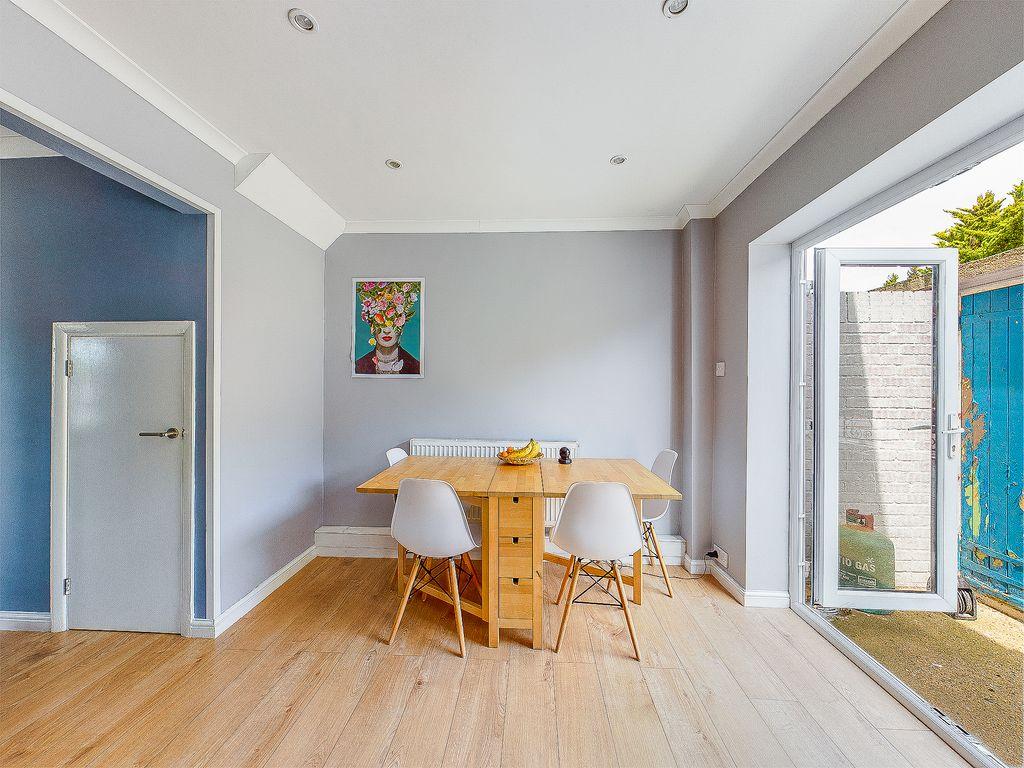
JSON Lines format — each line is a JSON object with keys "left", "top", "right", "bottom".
{"left": 1, "top": 557, "right": 970, "bottom": 768}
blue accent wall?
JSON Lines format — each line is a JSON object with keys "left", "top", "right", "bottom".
{"left": 0, "top": 156, "right": 208, "bottom": 617}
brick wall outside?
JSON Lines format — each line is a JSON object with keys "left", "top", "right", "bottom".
{"left": 838, "top": 291, "right": 935, "bottom": 590}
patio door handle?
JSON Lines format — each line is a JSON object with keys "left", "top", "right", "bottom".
{"left": 941, "top": 415, "right": 963, "bottom": 459}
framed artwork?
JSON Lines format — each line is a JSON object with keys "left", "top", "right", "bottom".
{"left": 352, "top": 278, "right": 424, "bottom": 378}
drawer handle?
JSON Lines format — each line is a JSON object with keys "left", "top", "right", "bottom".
{"left": 512, "top": 496, "right": 519, "bottom": 503}
{"left": 512, "top": 578, "right": 520, "bottom": 585}
{"left": 512, "top": 536, "right": 519, "bottom": 544}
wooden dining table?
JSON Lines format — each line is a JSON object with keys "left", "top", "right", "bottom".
{"left": 356, "top": 457, "right": 681, "bottom": 649}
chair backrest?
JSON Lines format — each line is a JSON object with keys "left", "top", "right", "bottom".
{"left": 551, "top": 481, "right": 643, "bottom": 562}
{"left": 391, "top": 478, "right": 476, "bottom": 558}
{"left": 643, "top": 449, "right": 678, "bottom": 522}
{"left": 386, "top": 447, "right": 409, "bottom": 467}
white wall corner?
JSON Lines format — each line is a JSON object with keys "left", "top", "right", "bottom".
{"left": 710, "top": 562, "right": 789, "bottom": 608}
{"left": 683, "top": 553, "right": 708, "bottom": 575}
{"left": 234, "top": 153, "right": 347, "bottom": 250}
{"left": 0, "top": 611, "right": 51, "bottom": 632}
{"left": 681, "top": 204, "right": 715, "bottom": 222}
{"left": 186, "top": 618, "right": 216, "bottom": 639}
{"left": 213, "top": 544, "right": 317, "bottom": 637}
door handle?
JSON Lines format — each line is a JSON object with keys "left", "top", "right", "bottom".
{"left": 139, "top": 427, "right": 183, "bottom": 439}
{"left": 942, "top": 414, "right": 964, "bottom": 459}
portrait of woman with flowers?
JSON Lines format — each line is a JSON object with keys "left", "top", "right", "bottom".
{"left": 352, "top": 279, "right": 423, "bottom": 377}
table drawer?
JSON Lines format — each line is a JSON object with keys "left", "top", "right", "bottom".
{"left": 499, "top": 536, "right": 533, "bottom": 578}
{"left": 498, "top": 496, "right": 535, "bottom": 537}
{"left": 499, "top": 577, "right": 533, "bottom": 619}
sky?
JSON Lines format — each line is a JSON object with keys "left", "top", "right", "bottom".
{"left": 811, "top": 141, "right": 1023, "bottom": 290}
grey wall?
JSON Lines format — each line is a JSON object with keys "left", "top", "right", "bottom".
{"left": 679, "top": 219, "right": 715, "bottom": 562}
{"left": 1, "top": 1, "right": 326, "bottom": 612}
{"left": 712, "top": 0, "right": 1024, "bottom": 588}
{"left": 325, "top": 231, "right": 683, "bottom": 531}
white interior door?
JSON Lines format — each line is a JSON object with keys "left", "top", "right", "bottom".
{"left": 66, "top": 332, "right": 188, "bottom": 632}
{"left": 814, "top": 248, "right": 960, "bottom": 612}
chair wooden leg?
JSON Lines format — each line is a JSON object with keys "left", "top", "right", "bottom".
{"left": 612, "top": 562, "right": 641, "bottom": 661}
{"left": 448, "top": 558, "right": 466, "bottom": 658}
{"left": 555, "top": 559, "right": 582, "bottom": 652}
{"left": 421, "top": 558, "right": 432, "bottom": 601}
{"left": 388, "top": 555, "right": 421, "bottom": 645}
{"left": 555, "top": 555, "right": 575, "bottom": 604}
{"left": 648, "top": 524, "right": 674, "bottom": 598}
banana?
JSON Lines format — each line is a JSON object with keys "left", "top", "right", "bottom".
{"left": 506, "top": 440, "right": 535, "bottom": 460}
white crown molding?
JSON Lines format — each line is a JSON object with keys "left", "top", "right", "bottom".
{"left": 679, "top": 204, "right": 714, "bottom": 222}
{"left": 11, "top": 0, "right": 247, "bottom": 164}
{"left": 343, "top": 215, "right": 686, "bottom": 234}
{"left": 698, "top": 0, "right": 948, "bottom": 219}
{"left": 234, "top": 153, "right": 347, "bottom": 250}
{"left": 0, "top": 611, "right": 51, "bottom": 632}
{"left": 0, "top": 134, "right": 61, "bottom": 158}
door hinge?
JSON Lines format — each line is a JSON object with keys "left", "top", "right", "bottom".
{"left": 65, "top": 359, "right": 73, "bottom": 377}
{"left": 63, "top": 577, "right": 72, "bottom": 596}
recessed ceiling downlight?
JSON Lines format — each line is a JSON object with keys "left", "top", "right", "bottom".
{"left": 385, "top": 159, "right": 402, "bottom": 169}
{"left": 287, "top": 8, "right": 318, "bottom": 32}
{"left": 609, "top": 155, "right": 627, "bottom": 165}
{"left": 662, "top": 0, "right": 688, "bottom": 18}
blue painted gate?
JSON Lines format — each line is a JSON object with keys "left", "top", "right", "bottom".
{"left": 960, "top": 284, "right": 1023, "bottom": 610}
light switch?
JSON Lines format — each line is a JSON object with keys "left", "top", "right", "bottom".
{"left": 715, "top": 361, "right": 726, "bottom": 377}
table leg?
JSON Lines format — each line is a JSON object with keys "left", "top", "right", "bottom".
{"left": 395, "top": 544, "right": 407, "bottom": 590}
{"left": 632, "top": 496, "right": 644, "bottom": 605}
{"left": 532, "top": 497, "right": 544, "bottom": 649}
{"left": 482, "top": 496, "right": 499, "bottom": 648}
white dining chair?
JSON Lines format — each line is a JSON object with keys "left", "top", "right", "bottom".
{"left": 552, "top": 481, "right": 643, "bottom": 661}
{"left": 642, "top": 449, "right": 678, "bottom": 597}
{"left": 387, "top": 478, "right": 478, "bottom": 657}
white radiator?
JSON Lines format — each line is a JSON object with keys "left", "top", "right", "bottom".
{"left": 409, "top": 437, "right": 579, "bottom": 526}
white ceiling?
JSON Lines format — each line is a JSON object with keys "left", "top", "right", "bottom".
{"left": 56, "top": 0, "right": 919, "bottom": 229}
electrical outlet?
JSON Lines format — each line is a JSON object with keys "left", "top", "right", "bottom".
{"left": 712, "top": 543, "right": 729, "bottom": 569}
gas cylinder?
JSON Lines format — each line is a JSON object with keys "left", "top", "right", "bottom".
{"left": 839, "top": 509, "right": 896, "bottom": 591}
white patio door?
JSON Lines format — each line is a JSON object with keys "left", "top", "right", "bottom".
{"left": 813, "top": 248, "right": 960, "bottom": 611}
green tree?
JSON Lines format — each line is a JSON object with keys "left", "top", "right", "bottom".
{"left": 934, "top": 181, "right": 1024, "bottom": 262}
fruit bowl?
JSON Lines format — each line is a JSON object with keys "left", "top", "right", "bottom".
{"left": 499, "top": 454, "right": 543, "bottom": 466}
{"left": 497, "top": 440, "right": 544, "bottom": 465}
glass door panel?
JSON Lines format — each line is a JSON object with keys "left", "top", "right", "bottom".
{"left": 814, "top": 248, "right": 960, "bottom": 611}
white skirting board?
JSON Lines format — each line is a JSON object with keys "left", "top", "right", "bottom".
{"left": 189, "top": 544, "right": 317, "bottom": 638}
{"left": 0, "top": 611, "right": 51, "bottom": 632}
{"left": 709, "top": 561, "right": 790, "bottom": 608}
{"left": 1, "top": 546, "right": 318, "bottom": 638}
{"left": 315, "top": 525, "right": 688, "bottom": 565}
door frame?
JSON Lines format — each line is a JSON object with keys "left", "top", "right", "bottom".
{"left": 51, "top": 321, "right": 196, "bottom": 635}
{"left": 0, "top": 88, "right": 223, "bottom": 632}
{"left": 786, "top": 120, "right": 1023, "bottom": 768}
